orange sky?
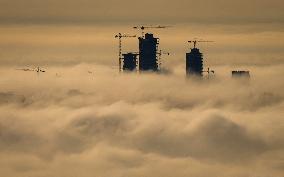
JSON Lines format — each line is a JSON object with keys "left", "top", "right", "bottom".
{"left": 0, "top": 0, "right": 283, "bottom": 25}
{"left": 0, "top": 0, "right": 283, "bottom": 67}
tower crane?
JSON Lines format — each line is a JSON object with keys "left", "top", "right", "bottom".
{"left": 16, "top": 66, "right": 46, "bottom": 73}
{"left": 202, "top": 67, "right": 215, "bottom": 74}
{"left": 115, "top": 33, "right": 136, "bottom": 72}
{"left": 188, "top": 40, "right": 214, "bottom": 49}
{"left": 157, "top": 50, "right": 170, "bottom": 70}
{"left": 202, "top": 67, "right": 215, "bottom": 79}
{"left": 133, "top": 25, "right": 171, "bottom": 37}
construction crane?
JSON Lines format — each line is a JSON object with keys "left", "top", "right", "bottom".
{"left": 35, "top": 66, "right": 46, "bottom": 73}
{"left": 133, "top": 25, "right": 171, "bottom": 37}
{"left": 115, "top": 33, "right": 136, "bottom": 72}
{"left": 157, "top": 50, "right": 170, "bottom": 70}
{"left": 188, "top": 40, "right": 214, "bottom": 49}
{"left": 202, "top": 67, "right": 215, "bottom": 79}
{"left": 16, "top": 66, "right": 46, "bottom": 73}
{"left": 202, "top": 67, "right": 215, "bottom": 74}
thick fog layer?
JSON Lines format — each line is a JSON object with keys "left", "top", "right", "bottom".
{"left": 0, "top": 64, "right": 283, "bottom": 177}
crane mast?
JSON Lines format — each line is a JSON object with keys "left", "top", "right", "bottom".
{"left": 115, "top": 33, "right": 136, "bottom": 72}
{"left": 157, "top": 50, "right": 170, "bottom": 70}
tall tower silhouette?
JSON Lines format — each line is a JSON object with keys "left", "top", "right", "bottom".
{"left": 186, "top": 48, "right": 203, "bottom": 76}
{"left": 139, "top": 33, "right": 159, "bottom": 71}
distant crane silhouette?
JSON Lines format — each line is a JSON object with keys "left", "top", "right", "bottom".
{"left": 188, "top": 40, "right": 214, "bottom": 49}
{"left": 202, "top": 68, "right": 215, "bottom": 79}
{"left": 16, "top": 68, "right": 33, "bottom": 72}
{"left": 115, "top": 33, "right": 136, "bottom": 72}
{"left": 35, "top": 66, "right": 46, "bottom": 73}
{"left": 202, "top": 67, "right": 215, "bottom": 74}
{"left": 16, "top": 66, "right": 46, "bottom": 73}
{"left": 133, "top": 25, "right": 171, "bottom": 37}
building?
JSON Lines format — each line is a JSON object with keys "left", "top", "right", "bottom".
{"left": 186, "top": 48, "right": 203, "bottom": 76}
{"left": 139, "top": 33, "right": 159, "bottom": 71}
{"left": 232, "top": 71, "right": 250, "bottom": 78}
{"left": 122, "top": 53, "right": 138, "bottom": 71}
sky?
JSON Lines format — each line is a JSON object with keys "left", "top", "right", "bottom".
{"left": 0, "top": 0, "right": 283, "bottom": 24}
{"left": 0, "top": 0, "right": 283, "bottom": 67}
{"left": 0, "top": 0, "right": 284, "bottom": 177}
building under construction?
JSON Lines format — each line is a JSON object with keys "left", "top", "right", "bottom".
{"left": 115, "top": 27, "right": 218, "bottom": 77}
{"left": 186, "top": 40, "right": 214, "bottom": 77}
{"left": 186, "top": 48, "right": 204, "bottom": 76}
{"left": 115, "top": 28, "right": 254, "bottom": 78}
{"left": 232, "top": 71, "right": 250, "bottom": 78}
{"left": 122, "top": 53, "right": 138, "bottom": 71}
{"left": 115, "top": 26, "right": 170, "bottom": 73}
{"left": 139, "top": 33, "right": 159, "bottom": 71}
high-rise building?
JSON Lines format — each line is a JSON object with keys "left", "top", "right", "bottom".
{"left": 232, "top": 71, "right": 250, "bottom": 78}
{"left": 186, "top": 48, "right": 203, "bottom": 76}
{"left": 122, "top": 53, "right": 138, "bottom": 71}
{"left": 139, "top": 33, "right": 159, "bottom": 71}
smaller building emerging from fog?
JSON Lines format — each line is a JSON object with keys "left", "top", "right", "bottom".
{"left": 122, "top": 53, "right": 138, "bottom": 71}
{"left": 232, "top": 71, "right": 250, "bottom": 78}
{"left": 186, "top": 48, "right": 203, "bottom": 76}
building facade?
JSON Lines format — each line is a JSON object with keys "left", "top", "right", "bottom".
{"left": 139, "top": 33, "right": 159, "bottom": 71}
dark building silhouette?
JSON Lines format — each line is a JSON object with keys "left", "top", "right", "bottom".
{"left": 186, "top": 48, "right": 203, "bottom": 76}
{"left": 139, "top": 33, "right": 159, "bottom": 71}
{"left": 122, "top": 53, "right": 138, "bottom": 71}
{"left": 232, "top": 71, "right": 250, "bottom": 78}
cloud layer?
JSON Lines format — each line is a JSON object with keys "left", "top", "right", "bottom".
{"left": 0, "top": 64, "right": 283, "bottom": 177}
